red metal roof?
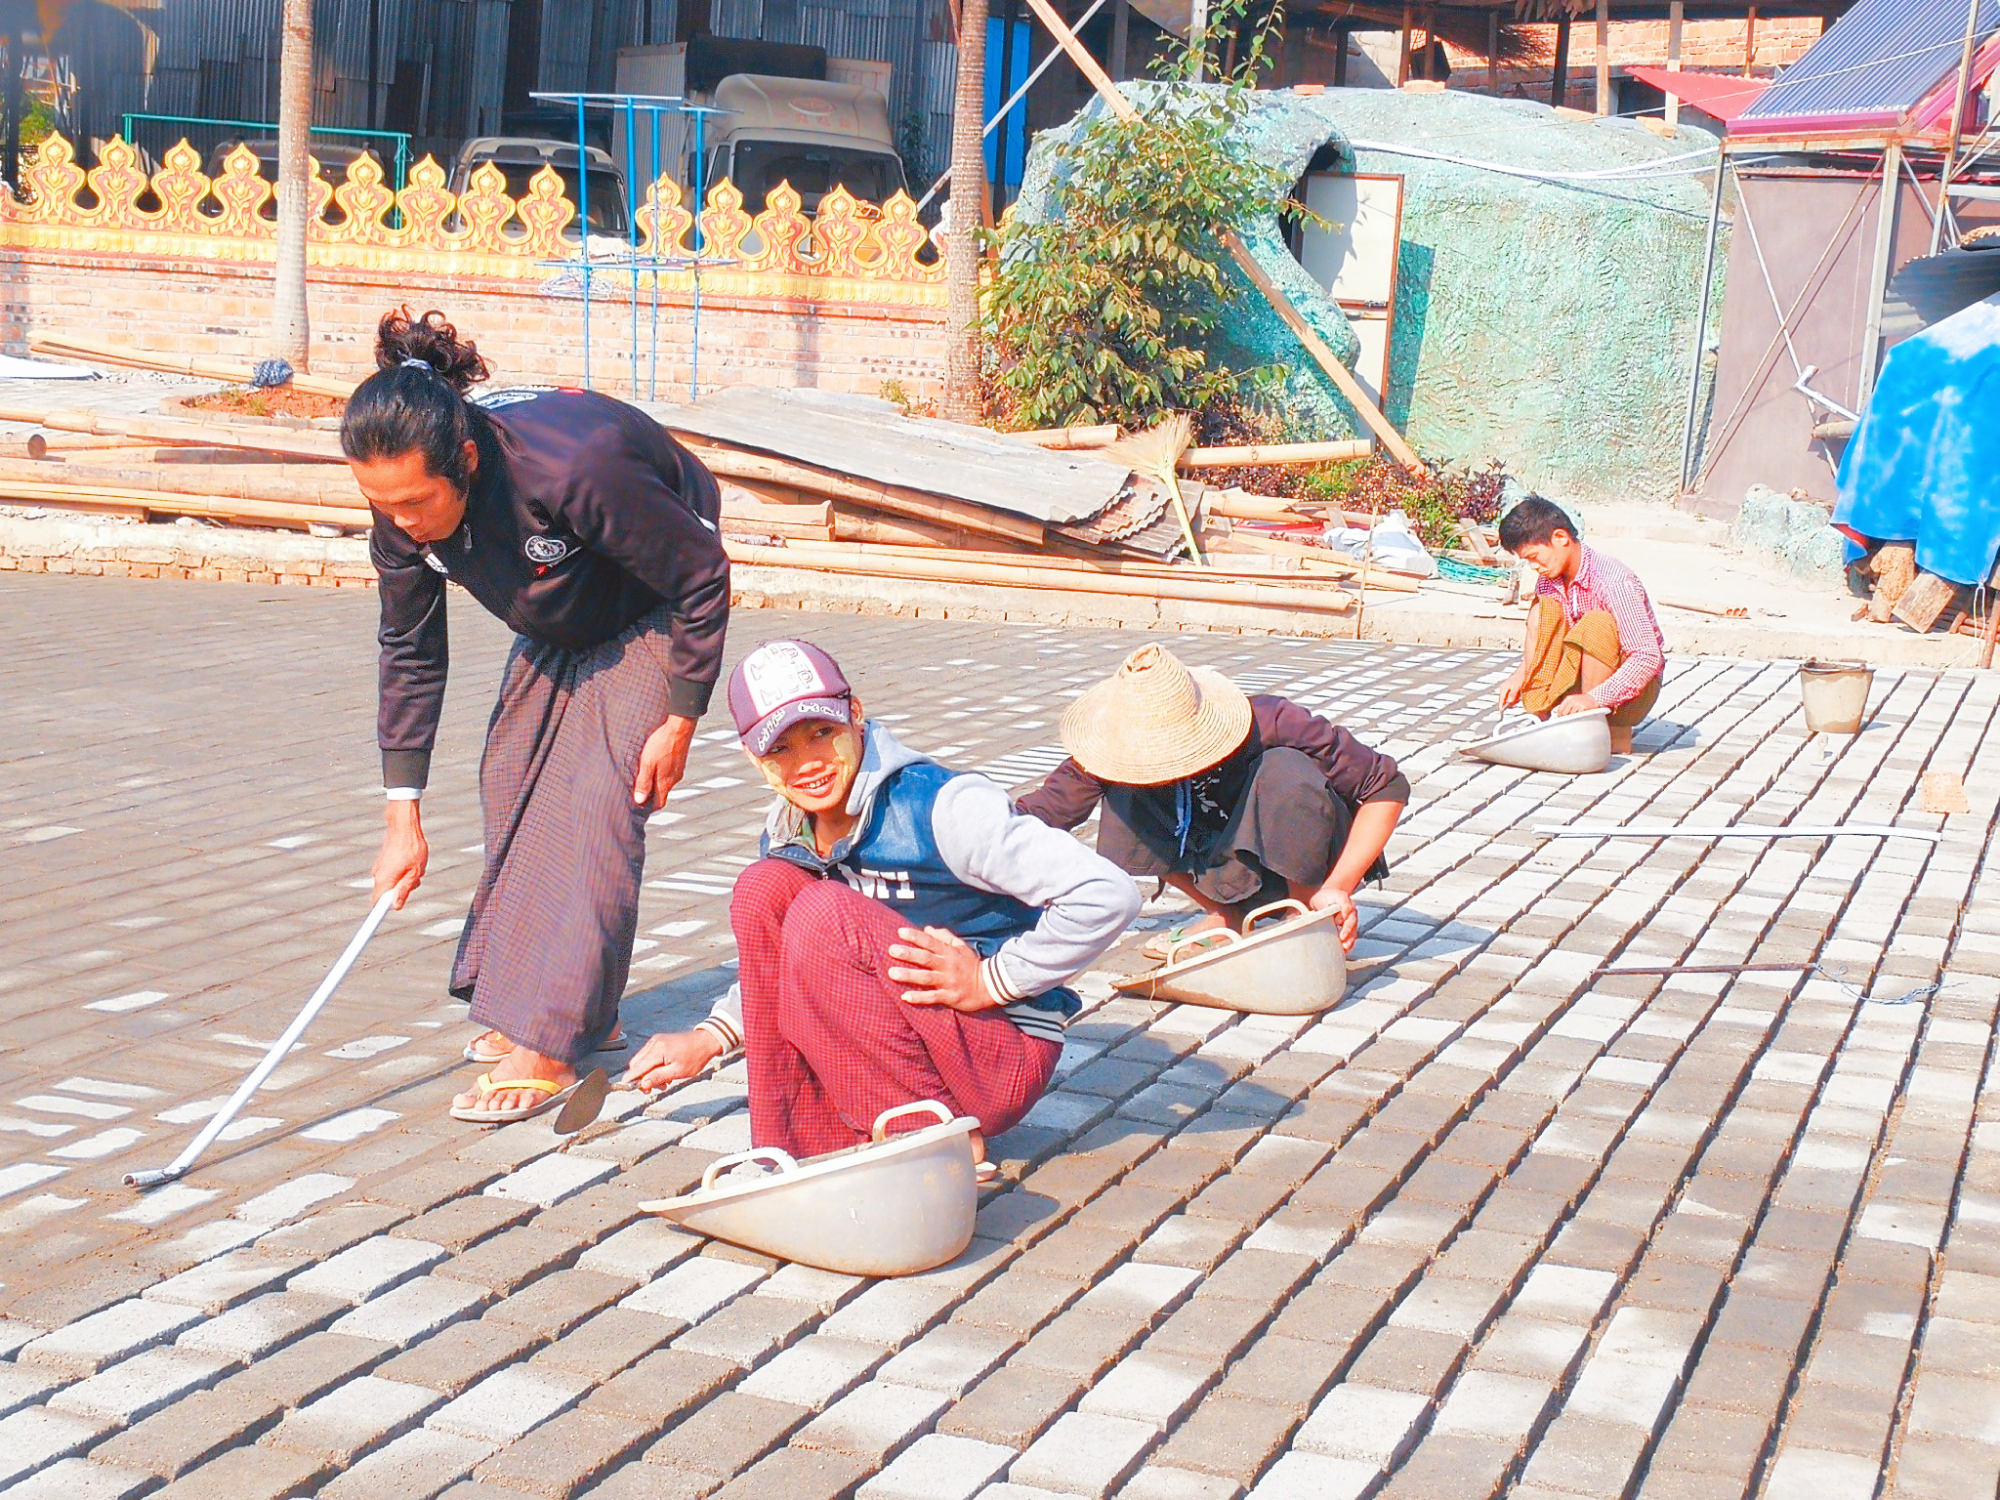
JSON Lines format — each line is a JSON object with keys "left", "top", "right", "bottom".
{"left": 1625, "top": 66, "right": 1772, "bottom": 122}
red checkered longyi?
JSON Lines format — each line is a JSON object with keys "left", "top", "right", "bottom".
{"left": 732, "top": 859, "right": 1061, "bottom": 1158}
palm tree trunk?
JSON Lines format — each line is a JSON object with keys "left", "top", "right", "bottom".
{"left": 941, "top": 0, "right": 988, "bottom": 422}
{"left": 272, "top": 0, "right": 313, "bottom": 368}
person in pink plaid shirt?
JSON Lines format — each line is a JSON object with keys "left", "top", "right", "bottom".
{"left": 1494, "top": 496, "right": 1665, "bottom": 755}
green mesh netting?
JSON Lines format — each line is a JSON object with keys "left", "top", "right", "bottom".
{"left": 1015, "top": 85, "right": 1728, "bottom": 505}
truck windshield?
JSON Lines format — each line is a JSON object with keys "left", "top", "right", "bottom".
{"left": 479, "top": 165, "right": 628, "bottom": 235}
{"left": 725, "top": 142, "right": 907, "bottom": 215}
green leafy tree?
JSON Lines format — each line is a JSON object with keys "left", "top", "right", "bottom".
{"left": 981, "top": 0, "right": 1300, "bottom": 430}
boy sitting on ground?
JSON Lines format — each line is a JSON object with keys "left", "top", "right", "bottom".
{"left": 1495, "top": 495, "right": 1665, "bottom": 756}
{"left": 1015, "top": 645, "right": 1408, "bottom": 955}
{"left": 623, "top": 639, "right": 1139, "bottom": 1171}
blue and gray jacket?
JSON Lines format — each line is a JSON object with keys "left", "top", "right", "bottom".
{"left": 700, "top": 724, "right": 1141, "bottom": 1046}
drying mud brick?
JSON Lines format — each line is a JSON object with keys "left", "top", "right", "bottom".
{"left": 8, "top": 581, "right": 2000, "bottom": 1500}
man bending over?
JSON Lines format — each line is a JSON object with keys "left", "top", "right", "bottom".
{"left": 1496, "top": 495, "right": 1665, "bottom": 755}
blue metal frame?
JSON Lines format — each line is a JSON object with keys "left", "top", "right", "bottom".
{"left": 529, "top": 91, "right": 737, "bottom": 402}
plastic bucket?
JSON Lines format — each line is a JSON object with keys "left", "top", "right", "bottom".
{"left": 1799, "top": 659, "right": 1874, "bottom": 734}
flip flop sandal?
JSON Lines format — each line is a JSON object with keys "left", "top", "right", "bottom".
{"left": 462, "top": 1032, "right": 629, "bottom": 1065}
{"left": 1141, "top": 927, "right": 1229, "bottom": 962}
{"left": 449, "top": 1073, "right": 580, "bottom": 1125}
{"left": 975, "top": 1160, "right": 999, "bottom": 1185}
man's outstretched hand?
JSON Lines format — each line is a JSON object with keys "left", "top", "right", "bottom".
{"left": 372, "top": 800, "right": 428, "bottom": 910}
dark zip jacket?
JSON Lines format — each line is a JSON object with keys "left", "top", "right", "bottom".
{"left": 371, "top": 388, "right": 728, "bottom": 790}
{"left": 1015, "top": 694, "right": 1410, "bottom": 862}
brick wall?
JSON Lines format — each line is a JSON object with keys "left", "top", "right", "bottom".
{"left": 0, "top": 249, "right": 949, "bottom": 402}
{"left": 1444, "top": 17, "right": 1823, "bottom": 109}
{"left": 0, "top": 514, "right": 1361, "bottom": 638}
{"left": 0, "top": 513, "right": 378, "bottom": 587}
{"left": 1601, "top": 16, "right": 1823, "bottom": 73}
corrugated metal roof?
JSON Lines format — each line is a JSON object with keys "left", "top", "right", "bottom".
{"left": 1737, "top": 0, "right": 2000, "bottom": 128}
{"left": 646, "top": 387, "right": 1133, "bottom": 527}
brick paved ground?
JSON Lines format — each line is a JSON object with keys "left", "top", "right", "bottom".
{"left": 1, "top": 572, "right": 1995, "bottom": 1500}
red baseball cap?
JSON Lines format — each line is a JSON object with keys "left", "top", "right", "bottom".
{"left": 728, "top": 639, "right": 854, "bottom": 755}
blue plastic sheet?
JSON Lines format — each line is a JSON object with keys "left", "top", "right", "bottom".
{"left": 1835, "top": 292, "right": 2000, "bottom": 587}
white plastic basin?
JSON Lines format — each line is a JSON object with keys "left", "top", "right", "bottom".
{"left": 639, "top": 1100, "right": 978, "bottom": 1277}
{"left": 1113, "top": 899, "right": 1347, "bottom": 1014}
{"left": 1461, "top": 705, "right": 1612, "bottom": 774}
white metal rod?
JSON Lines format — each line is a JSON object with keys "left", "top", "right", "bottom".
{"left": 125, "top": 891, "right": 398, "bottom": 1188}
{"left": 913, "top": 0, "right": 1111, "bottom": 215}
{"left": 1535, "top": 823, "right": 1940, "bottom": 844}
{"left": 1932, "top": 0, "right": 1986, "bottom": 255}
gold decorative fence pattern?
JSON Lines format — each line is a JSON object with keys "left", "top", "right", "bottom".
{"left": 2, "top": 135, "right": 947, "bottom": 307}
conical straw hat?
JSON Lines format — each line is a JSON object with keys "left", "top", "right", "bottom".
{"left": 1059, "top": 646, "right": 1253, "bottom": 786}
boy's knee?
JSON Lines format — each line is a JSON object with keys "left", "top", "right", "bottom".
{"left": 777, "top": 878, "right": 873, "bottom": 967}
{"left": 730, "top": 859, "right": 811, "bottom": 939}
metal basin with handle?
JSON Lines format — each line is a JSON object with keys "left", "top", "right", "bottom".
{"left": 639, "top": 1100, "right": 978, "bottom": 1277}
{"left": 1112, "top": 899, "right": 1347, "bottom": 1014}
{"left": 1460, "top": 705, "right": 1612, "bottom": 774}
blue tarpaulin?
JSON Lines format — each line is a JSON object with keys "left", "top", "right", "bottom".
{"left": 1835, "top": 293, "right": 2000, "bottom": 588}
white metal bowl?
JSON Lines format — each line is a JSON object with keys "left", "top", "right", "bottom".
{"left": 1461, "top": 705, "right": 1612, "bottom": 774}
{"left": 639, "top": 1100, "right": 978, "bottom": 1277}
{"left": 1113, "top": 899, "right": 1347, "bottom": 1014}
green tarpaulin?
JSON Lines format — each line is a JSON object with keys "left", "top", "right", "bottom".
{"left": 1016, "top": 86, "right": 1727, "bottom": 504}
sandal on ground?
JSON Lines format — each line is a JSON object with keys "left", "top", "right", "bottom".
{"left": 1141, "top": 926, "right": 1230, "bottom": 962}
{"left": 449, "top": 1073, "right": 579, "bottom": 1125}
{"left": 975, "top": 1160, "right": 999, "bottom": 1185}
{"left": 463, "top": 1030, "right": 628, "bottom": 1065}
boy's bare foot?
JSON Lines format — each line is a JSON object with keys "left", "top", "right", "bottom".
{"left": 1610, "top": 727, "right": 1633, "bottom": 754}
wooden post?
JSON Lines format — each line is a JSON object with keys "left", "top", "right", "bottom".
{"left": 1594, "top": 0, "right": 1610, "bottom": 116}
{"left": 272, "top": 0, "right": 314, "bottom": 368}
{"left": 1334, "top": 21, "right": 1349, "bottom": 86}
{"left": 1015, "top": 0, "right": 1425, "bottom": 472}
{"left": 1551, "top": 20, "right": 1570, "bottom": 108}
{"left": 1487, "top": 9, "right": 1500, "bottom": 93}
{"left": 2, "top": 31, "right": 19, "bottom": 195}
{"left": 1931, "top": 0, "right": 1984, "bottom": 255}
{"left": 1421, "top": 3, "right": 1437, "bottom": 81}
{"left": 1110, "top": 0, "right": 1129, "bottom": 80}
{"left": 1679, "top": 155, "right": 1727, "bottom": 492}
{"left": 1666, "top": 2, "right": 1683, "bottom": 128}
{"left": 1397, "top": 6, "right": 1412, "bottom": 86}
{"left": 942, "top": 0, "right": 990, "bottom": 422}
{"left": 1743, "top": 7, "right": 1758, "bottom": 76}
{"left": 1859, "top": 142, "right": 1903, "bottom": 412}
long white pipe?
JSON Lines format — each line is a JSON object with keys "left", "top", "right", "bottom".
{"left": 1535, "top": 822, "right": 1940, "bottom": 843}
{"left": 125, "top": 891, "right": 398, "bottom": 1188}
{"left": 1342, "top": 139, "right": 1719, "bottom": 183}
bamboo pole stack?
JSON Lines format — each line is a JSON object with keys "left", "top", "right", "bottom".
{"left": 0, "top": 359, "right": 1422, "bottom": 624}
{"left": 29, "top": 336, "right": 356, "bottom": 399}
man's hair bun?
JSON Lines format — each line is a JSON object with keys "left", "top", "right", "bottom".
{"left": 374, "top": 307, "right": 489, "bottom": 394}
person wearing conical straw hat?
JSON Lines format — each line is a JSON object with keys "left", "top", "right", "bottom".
{"left": 1017, "top": 646, "right": 1408, "bottom": 953}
